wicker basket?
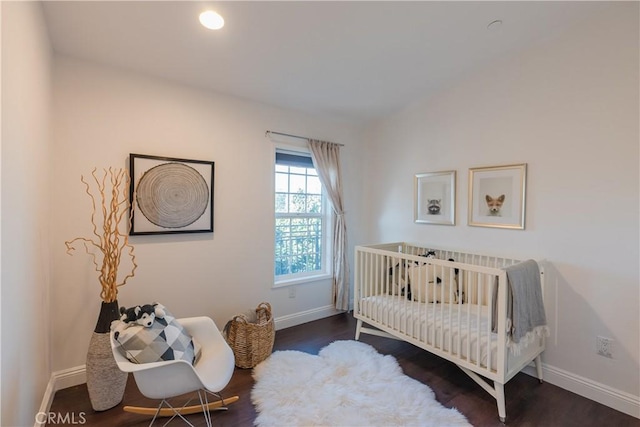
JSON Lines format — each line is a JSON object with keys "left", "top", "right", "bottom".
{"left": 224, "top": 302, "right": 275, "bottom": 369}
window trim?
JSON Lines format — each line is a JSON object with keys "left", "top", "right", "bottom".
{"left": 273, "top": 143, "right": 332, "bottom": 288}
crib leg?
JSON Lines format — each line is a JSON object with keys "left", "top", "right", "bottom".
{"left": 535, "top": 354, "right": 544, "bottom": 383}
{"left": 495, "top": 381, "right": 506, "bottom": 423}
{"left": 355, "top": 319, "right": 362, "bottom": 340}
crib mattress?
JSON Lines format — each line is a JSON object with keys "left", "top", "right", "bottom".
{"left": 359, "top": 295, "right": 500, "bottom": 371}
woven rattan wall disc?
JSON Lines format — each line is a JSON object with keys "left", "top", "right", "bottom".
{"left": 136, "top": 162, "right": 209, "bottom": 228}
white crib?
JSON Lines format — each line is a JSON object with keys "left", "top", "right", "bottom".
{"left": 354, "top": 242, "right": 547, "bottom": 422}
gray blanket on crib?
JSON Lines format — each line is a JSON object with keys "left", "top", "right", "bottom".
{"left": 492, "top": 260, "right": 548, "bottom": 353}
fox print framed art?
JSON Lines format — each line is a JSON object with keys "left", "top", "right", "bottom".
{"left": 468, "top": 163, "right": 526, "bottom": 229}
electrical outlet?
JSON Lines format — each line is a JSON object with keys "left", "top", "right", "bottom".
{"left": 288, "top": 287, "right": 296, "bottom": 299}
{"left": 596, "top": 336, "right": 614, "bottom": 358}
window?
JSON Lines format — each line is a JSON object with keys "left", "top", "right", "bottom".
{"left": 274, "top": 149, "right": 329, "bottom": 285}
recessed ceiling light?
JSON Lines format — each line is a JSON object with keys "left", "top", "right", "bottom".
{"left": 199, "top": 10, "right": 224, "bottom": 30}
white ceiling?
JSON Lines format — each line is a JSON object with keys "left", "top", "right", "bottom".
{"left": 42, "top": 1, "right": 610, "bottom": 124}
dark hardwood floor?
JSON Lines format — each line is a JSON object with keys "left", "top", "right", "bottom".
{"left": 48, "top": 313, "right": 638, "bottom": 427}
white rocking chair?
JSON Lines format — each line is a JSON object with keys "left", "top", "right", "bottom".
{"left": 110, "top": 316, "right": 238, "bottom": 427}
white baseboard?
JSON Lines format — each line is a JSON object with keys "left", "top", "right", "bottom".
{"left": 274, "top": 305, "right": 340, "bottom": 330}
{"left": 35, "top": 378, "right": 57, "bottom": 427}
{"left": 36, "top": 366, "right": 86, "bottom": 427}
{"left": 52, "top": 365, "right": 87, "bottom": 391}
{"left": 522, "top": 363, "right": 639, "bottom": 419}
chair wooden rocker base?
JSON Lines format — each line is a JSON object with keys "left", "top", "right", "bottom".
{"left": 123, "top": 394, "right": 239, "bottom": 416}
{"left": 124, "top": 392, "right": 239, "bottom": 427}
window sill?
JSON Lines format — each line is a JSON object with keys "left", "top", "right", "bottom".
{"left": 273, "top": 273, "right": 332, "bottom": 288}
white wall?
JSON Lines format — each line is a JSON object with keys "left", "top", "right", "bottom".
{"left": 3, "top": 1, "right": 636, "bottom": 421}
{"left": 51, "top": 56, "right": 364, "bottom": 373}
{"left": 362, "top": 3, "right": 639, "bottom": 414}
{"left": 1, "top": 2, "right": 53, "bottom": 426}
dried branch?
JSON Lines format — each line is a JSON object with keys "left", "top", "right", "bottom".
{"left": 65, "top": 168, "right": 137, "bottom": 302}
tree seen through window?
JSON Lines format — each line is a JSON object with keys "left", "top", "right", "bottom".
{"left": 275, "top": 157, "right": 324, "bottom": 278}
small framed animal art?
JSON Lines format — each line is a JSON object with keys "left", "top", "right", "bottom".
{"left": 468, "top": 163, "right": 527, "bottom": 229}
{"left": 414, "top": 171, "right": 456, "bottom": 225}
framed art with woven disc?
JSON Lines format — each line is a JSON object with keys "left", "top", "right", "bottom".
{"left": 129, "top": 154, "right": 214, "bottom": 235}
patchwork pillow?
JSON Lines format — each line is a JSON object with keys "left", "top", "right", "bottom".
{"left": 409, "top": 264, "right": 458, "bottom": 303}
{"left": 111, "top": 305, "right": 199, "bottom": 365}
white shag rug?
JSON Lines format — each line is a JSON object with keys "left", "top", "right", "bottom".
{"left": 251, "top": 340, "right": 471, "bottom": 427}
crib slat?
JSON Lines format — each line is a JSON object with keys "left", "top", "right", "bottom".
{"left": 486, "top": 275, "right": 494, "bottom": 372}
{"left": 466, "top": 272, "right": 474, "bottom": 364}
{"left": 476, "top": 274, "right": 483, "bottom": 369}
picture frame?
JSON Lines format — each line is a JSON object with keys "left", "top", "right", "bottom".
{"left": 468, "top": 163, "right": 526, "bottom": 229}
{"left": 129, "top": 153, "right": 214, "bottom": 235}
{"left": 414, "top": 171, "right": 456, "bottom": 225}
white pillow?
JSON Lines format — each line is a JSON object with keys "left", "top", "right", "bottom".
{"left": 409, "top": 264, "right": 458, "bottom": 303}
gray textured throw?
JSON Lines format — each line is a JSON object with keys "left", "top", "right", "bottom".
{"left": 505, "top": 260, "right": 548, "bottom": 352}
{"left": 493, "top": 260, "right": 548, "bottom": 354}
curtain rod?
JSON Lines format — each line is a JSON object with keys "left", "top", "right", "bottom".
{"left": 265, "top": 130, "right": 344, "bottom": 146}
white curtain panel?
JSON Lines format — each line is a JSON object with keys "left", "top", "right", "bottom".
{"left": 308, "top": 140, "right": 349, "bottom": 311}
